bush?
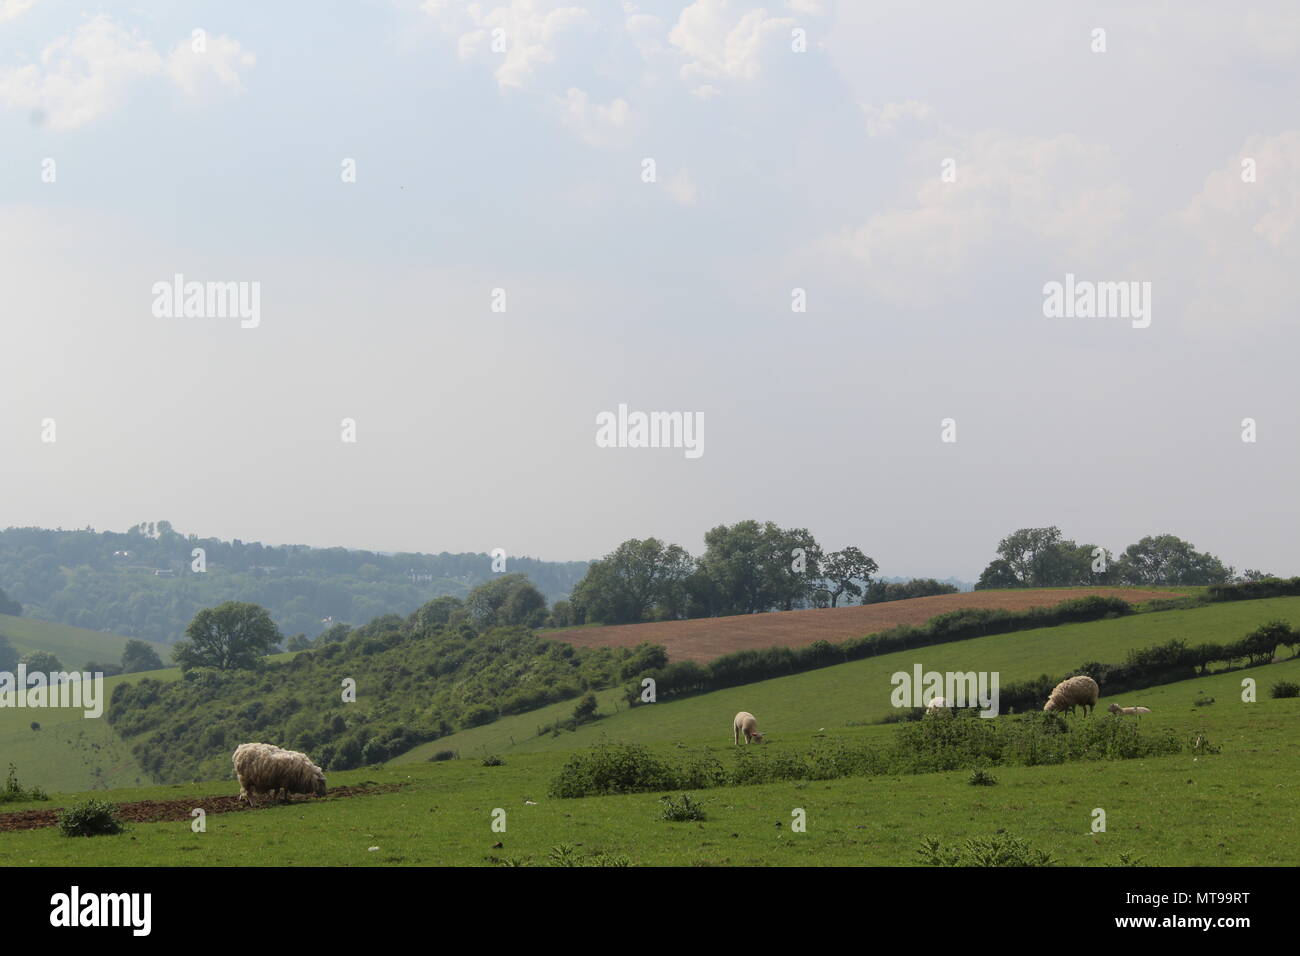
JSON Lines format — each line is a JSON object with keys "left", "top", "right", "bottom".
{"left": 360, "top": 738, "right": 389, "bottom": 765}
{"left": 918, "top": 834, "right": 1056, "bottom": 867}
{"left": 1270, "top": 681, "right": 1299, "bottom": 699}
{"left": 548, "top": 742, "right": 676, "bottom": 798}
{"left": 968, "top": 768, "right": 998, "bottom": 786}
{"left": 481, "top": 754, "right": 506, "bottom": 766}
{"left": 58, "top": 800, "right": 124, "bottom": 837}
{"left": 659, "top": 793, "right": 707, "bottom": 822}
{"left": 429, "top": 750, "right": 457, "bottom": 762}
{"left": 0, "top": 764, "right": 48, "bottom": 803}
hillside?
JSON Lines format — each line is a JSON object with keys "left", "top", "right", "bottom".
{"left": 0, "top": 613, "right": 169, "bottom": 671}
{"left": 0, "top": 524, "right": 587, "bottom": 643}
{"left": 545, "top": 587, "right": 1182, "bottom": 662}
{"left": 408, "top": 594, "right": 1300, "bottom": 757}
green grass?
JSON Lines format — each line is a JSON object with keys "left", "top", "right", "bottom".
{"left": 4, "top": 658, "right": 1297, "bottom": 866}
{"left": 0, "top": 612, "right": 169, "bottom": 670}
{"left": 400, "top": 596, "right": 1300, "bottom": 757}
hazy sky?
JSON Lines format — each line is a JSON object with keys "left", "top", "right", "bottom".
{"left": 3, "top": 0, "right": 1298, "bottom": 579}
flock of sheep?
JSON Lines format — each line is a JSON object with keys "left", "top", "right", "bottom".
{"left": 228, "top": 679, "right": 1150, "bottom": 806}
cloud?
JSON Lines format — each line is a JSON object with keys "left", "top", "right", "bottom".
{"left": 0, "top": 15, "right": 253, "bottom": 130}
{"left": 0, "top": 0, "right": 42, "bottom": 23}
{"left": 821, "top": 131, "right": 1131, "bottom": 307}
{"left": 166, "top": 32, "right": 256, "bottom": 98}
{"left": 668, "top": 0, "right": 796, "bottom": 93}
{"left": 664, "top": 167, "right": 697, "bottom": 205}
{"left": 556, "top": 87, "right": 633, "bottom": 147}
{"left": 860, "top": 100, "right": 934, "bottom": 137}
{"left": 422, "top": 0, "right": 591, "bottom": 91}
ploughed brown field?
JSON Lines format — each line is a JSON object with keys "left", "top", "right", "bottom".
{"left": 546, "top": 588, "right": 1177, "bottom": 663}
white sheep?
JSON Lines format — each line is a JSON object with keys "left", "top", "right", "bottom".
{"left": 1043, "top": 675, "right": 1100, "bottom": 716}
{"left": 232, "top": 742, "right": 327, "bottom": 806}
{"left": 733, "top": 711, "right": 764, "bottom": 745}
{"left": 926, "top": 696, "right": 951, "bottom": 714}
{"left": 1107, "top": 703, "right": 1151, "bottom": 716}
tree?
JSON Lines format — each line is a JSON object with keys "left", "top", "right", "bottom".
{"left": 21, "top": 650, "right": 63, "bottom": 672}
{"left": 466, "top": 574, "right": 548, "bottom": 629}
{"left": 286, "top": 634, "right": 312, "bottom": 652}
{"left": 172, "top": 602, "right": 281, "bottom": 671}
{"left": 1114, "top": 535, "right": 1232, "bottom": 586}
{"left": 0, "top": 588, "right": 21, "bottom": 616}
{"left": 121, "top": 639, "right": 164, "bottom": 673}
{"left": 570, "top": 538, "right": 695, "bottom": 624}
{"left": 697, "top": 520, "right": 822, "bottom": 615}
{"left": 976, "top": 527, "right": 1109, "bottom": 588}
{"left": 83, "top": 660, "right": 123, "bottom": 677}
{"left": 811, "top": 546, "right": 879, "bottom": 607}
{"left": 411, "top": 596, "right": 464, "bottom": 633}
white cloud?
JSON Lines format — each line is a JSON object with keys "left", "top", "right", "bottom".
{"left": 861, "top": 100, "right": 934, "bottom": 137}
{"left": 166, "top": 33, "right": 256, "bottom": 98}
{"left": 665, "top": 167, "right": 697, "bottom": 205}
{"left": 556, "top": 87, "right": 633, "bottom": 147}
{"left": 822, "top": 131, "right": 1130, "bottom": 306}
{"left": 0, "top": 15, "right": 253, "bottom": 130}
{"left": 422, "top": 0, "right": 591, "bottom": 91}
{"left": 0, "top": 0, "right": 42, "bottom": 23}
{"left": 668, "top": 0, "right": 796, "bottom": 93}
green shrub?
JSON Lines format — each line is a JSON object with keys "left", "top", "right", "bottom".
{"left": 918, "top": 834, "right": 1056, "bottom": 867}
{"left": 429, "top": 749, "right": 457, "bottom": 762}
{"left": 1270, "top": 680, "right": 1300, "bottom": 699}
{"left": 0, "top": 764, "right": 49, "bottom": 803}
{"left": 360, "top": 738, "right": 389, "bottom": 765}
{"left": 659, "top": 793, "right": 707, "bottom": 822}
{"left": 481, "top": 754, "right": 506, "bottom": 766}
{"left": 58, "top": 800, "right": 124, "bottom": 837}
{"left": 968, "top": 768, "right": 998, "bottom": 786}
{"left": 548, "top": 742, "right": 676, "bottom": 798}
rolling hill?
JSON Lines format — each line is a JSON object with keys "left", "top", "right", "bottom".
{"left": 0, "top": 613, "right": 169, "bottom": 671}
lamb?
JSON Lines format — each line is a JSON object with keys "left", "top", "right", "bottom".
{"left": 1042, "top": 675, "right": 1100, "bottom": 716}
{"left": 232, "top": 742, "right": 327, "bottom": 806}
{"left": 733, "top": 711, "right": 764, "bottom": 744}
{"left": 1107, "top": 703, "right": 1151, "bottom": 716}
{"left": 926, "top": 696, "right": 950, "bottom": 713}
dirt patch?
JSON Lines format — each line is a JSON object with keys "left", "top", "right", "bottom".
{"left": 0, "top": 782, "right": 403, "bottom": 833}
{"left": 547, "top": 588, "right": 1178, "bottom": 663}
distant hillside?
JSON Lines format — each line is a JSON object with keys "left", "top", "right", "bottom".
{"left": 0, "top": 523, "right": 588, "bottom": 644}
{"left": 546, "top": 587, "right": 1183, "bottom": 662}
{"left": 0, "top": 613, "right": 170, "bottom": 670}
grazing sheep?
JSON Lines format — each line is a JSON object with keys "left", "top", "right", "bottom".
{"left": 926, "top": 696, "right": 950, "bottom": 714}
{"left": 733, "top": 711, "right": 764, "bottom": 745}
{"left": 1043, "top": 675, "right": 1100, "bottom": 716}
{"left": 232, "top": 742, "right": 327, "bottom": 806}
{"left": 1107, "top": 703, "right": 1152, "bottom": 716}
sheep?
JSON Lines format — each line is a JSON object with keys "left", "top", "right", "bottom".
{"left": 1043, "top": 675, "right": 1100, "bottom": 716}
{"left": 232, "top": 742, "right": 327, "bottom": 807}
{"left": 733, "top": 711, "right": 764, "bottom": 745}
{"left": 926, "top": 696, "right": 950, "bottom": 714}
{"left": 1107, "top": 703, "right": 1152, "bottom": 716}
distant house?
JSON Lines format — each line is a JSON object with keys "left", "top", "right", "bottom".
{"left": 320, "top": 616, "right": 334, "bottom": 625}
{"left": 112, "top": 550, "right": 133, "bottom": 558}
{"left": 153, "top": 569, "right": 175, "bottom": 577}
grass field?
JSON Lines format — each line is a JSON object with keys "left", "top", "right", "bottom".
{"left": 544, "top": 587, "right": 1186, "bottom": 661}
{"left": 402, "top": 595, "right": 1300, "bottom": 759}
{"left": 0, "top": 612, "right": 170, "bottom": 671}
{"left": 3, "top": 657, "right": 1297, "bottom": 866}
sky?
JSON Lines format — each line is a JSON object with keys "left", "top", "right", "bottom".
{"left": 2, "top": 0, "right": 1298, "bottom": 580}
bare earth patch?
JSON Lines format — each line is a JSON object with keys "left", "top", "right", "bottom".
{"left": 546, "top": 588, "right": 1177, "bottom": 663}
{"left": 0, "top": 782, "right": 402, "bottom": 833}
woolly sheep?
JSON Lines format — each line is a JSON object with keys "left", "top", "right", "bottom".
{"left": 1107, "top": 703, "right": 1151, "bottom": 716}
{"left": 926, "top": 696, "right": 950, "bottom": 713}
{"left": 1043, "top": 675, "right": 1100, "bottom": 715}
{"left": 233, "top": 742, "right": 327, "bottom": 806}
{"left": 733, "top": 711, "right": 764, "bottom": 745}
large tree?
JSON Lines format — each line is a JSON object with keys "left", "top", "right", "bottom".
{"left": 465, "top": 574, "right": 547, "bottom": 629}
{"left": 1113, "top": 535, "right": 1232, "bottom": 586}
{"left": 976, "top": 527, "right": 1110, "bottom": 588}
{"left": 172, "top": 602, "right": 281, "bottom": 671}
{"left": 696, "top": 520, "right": 823, "bottom": 615}
{"left": 570, "top": 538, "right": 695, "bottom": 625}
{"left": 121, "top": 639, "right": 164, "bottom": 673}
{"left": 811, "top": 546, "right": 879, "bottom": 607}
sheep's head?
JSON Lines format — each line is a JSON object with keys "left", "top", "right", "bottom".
{"left": 1043, "top": 699, "right": 1058, "bottom": 712}
{"left": 313, "top": 772, "right": 327, "bottom": 797}
{"left": 751, "top": 732, "right": 765, "bottom": 742}
{"left": 1108, "top": 703, "right": 1121, "bottom": 714}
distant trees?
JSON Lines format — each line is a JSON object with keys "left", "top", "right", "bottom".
{"left": 120, "top": 639, "right": 165, "bottom": 673}
{"left": 0, "top": 588, "right": 20, "bottom": 616}
{"left": 976, "top": 527, "right": 1233, "bottom": 589}
{"left": 172, "top": 602, "right": 281, "bottom": 671}
{"left": 863, "top": 578, "right": 959, "bottom": 604}
{"left": 21, "top": 650, "right": 63, "bottom": 672}
{"left": 569, "top": 522, "right": 879, "bottom": 624}
{"left": 0, "top": 635, "right": 18, "bottom": 672}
